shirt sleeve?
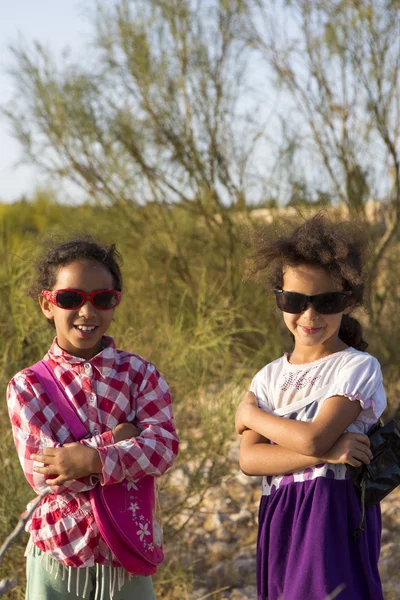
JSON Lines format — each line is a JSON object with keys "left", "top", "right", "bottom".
{"left": 81, "top": 430, "right": 114, "bottom": 448}
{"left": 83, "top": 362, "right": 179, "bottom": 485}
{"left": 322, "top": 353, "right": 387, "bottom": 424}
{"left": 250, "top": 368, "right": 272, "bottom": 413}
{"left": 7, "top": 374, "right": 98, "bottom": 495}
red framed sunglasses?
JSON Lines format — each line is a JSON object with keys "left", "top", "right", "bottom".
{"left": 42, "top": 289, "right": 122, "bottom": 310}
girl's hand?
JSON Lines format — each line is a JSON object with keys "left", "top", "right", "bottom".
{"left": 321, "top": 432, "right": 372, "bottom": 467}
{"left": 31, "top": 423, "right": 141, "bottom": 485}
{"left": 235, "top": 392, "right": 259, "bottom": 435}
{"left": 31, "top": 443, "right": 102, "bottom": 485}
{"left": 112, "top": 422, "right": 141, "bottom": 443}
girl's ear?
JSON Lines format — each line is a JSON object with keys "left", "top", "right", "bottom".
{"left": 39, "top": 294, "right": 55, "bottom": 321}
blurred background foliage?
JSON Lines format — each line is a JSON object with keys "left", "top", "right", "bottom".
{"left": 0, "top": 190, "right": 284, "bottom": 598}
{"left": 1, "top": 0, "right": 400, "bottom": 597}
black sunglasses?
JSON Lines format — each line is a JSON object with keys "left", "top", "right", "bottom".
{"left": 274, "top": 288, "right": 352, "bottom": 315}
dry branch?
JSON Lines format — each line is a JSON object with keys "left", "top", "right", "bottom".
{"left": 0, "top": 493, "right": 47, "bottom": 597}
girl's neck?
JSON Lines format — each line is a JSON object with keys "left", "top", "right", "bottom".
{"left": 55, "top": 337, "right": 106, "bottom": 360}
{"left": 288, "top": 338, "right": 348, "bottom": 365}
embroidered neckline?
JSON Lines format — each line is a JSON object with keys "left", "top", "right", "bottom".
{"left": 284, "top": 346, "right": 354, "bottom": 368}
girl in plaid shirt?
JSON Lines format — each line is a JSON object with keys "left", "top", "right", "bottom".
{"left": 7, "top": 237, "right": 180, "bottom": 600}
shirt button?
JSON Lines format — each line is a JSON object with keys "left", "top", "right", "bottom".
{"left": 84, "top": 363, "right": 92, "bottom": 376}
{"left": 93, "top": 429, "right": 100, "bottom": 435}
{"left": 89, "top": 393, "right": 96, "bottom": 403}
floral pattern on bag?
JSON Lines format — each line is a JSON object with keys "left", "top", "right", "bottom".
{"left": 122, "top": 481, "right": 163, "bottom": 550}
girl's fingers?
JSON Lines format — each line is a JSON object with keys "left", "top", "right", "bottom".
{"left": 354, "top": 443, "right": 373, "bottom": 459}
{"left": 33, "top": 465, "right": 59, "bottom": 474}
{"left": 350, "top": 450, "right": 370, "bottom": 465}
{"left": 360, "top": 453, "right": 371, "bottom": 464}
{"left": 347, "top": 457, "right": 362, "bottom": 467}
{"left": 31, "top": 453, "right": 55, "bottom": 463}
{"left": 46, "top": 474, "right": 72, "bottom": 485}
{"left": 46, "top": 477, "right": 63, "bottom": 485}
{"left": 352, "top": 433, "right": 371, "bottom": 446}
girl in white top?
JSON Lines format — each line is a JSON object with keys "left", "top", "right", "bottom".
{"left": 235, "top": 214, "right": 386, "bottom": 600}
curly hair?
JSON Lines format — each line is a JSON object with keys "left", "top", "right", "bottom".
{"left": 29, "top": 235, "right": 123, "bottom": 300}
{"left": 245, "top": 213, "right": 369, "bottom": 351}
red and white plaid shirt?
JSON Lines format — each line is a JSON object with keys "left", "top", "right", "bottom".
{"left": 7, "top": 337, "right": 179, "bottom": 568}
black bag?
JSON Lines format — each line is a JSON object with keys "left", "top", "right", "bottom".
{"left": 346, "top": 419, "right": 400, "bottom": 537}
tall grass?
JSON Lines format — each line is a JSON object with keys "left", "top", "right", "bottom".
{"left": 1, "top": 195, "right": 399, "bottom": 597}
{"left": 0, "top": 196, "right": 278, "bottom": 596}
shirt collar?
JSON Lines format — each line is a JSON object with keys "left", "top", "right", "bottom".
{"left": 46, "top": 336, "right": 117, "bottom": 378}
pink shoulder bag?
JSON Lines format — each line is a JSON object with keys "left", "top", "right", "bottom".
{"left": 31, "top": 360, "right": 164, "bottom": 576}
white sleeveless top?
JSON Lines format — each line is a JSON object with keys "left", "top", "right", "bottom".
{"left": 250, "top": 347, "right": 386, "bottom": 496}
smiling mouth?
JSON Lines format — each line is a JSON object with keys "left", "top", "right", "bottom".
{"left": 74, "top": 325, "right": 98, "bottom": 332}
{"left": 300, "top": 326, "right": 323, "bottom": 334}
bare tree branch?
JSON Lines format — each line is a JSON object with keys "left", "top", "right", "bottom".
{"left": 0, "top": 493, "right": 47, "bottom": 596}
{"left": 0, "top": 493, "right": 47, "bottom": 565}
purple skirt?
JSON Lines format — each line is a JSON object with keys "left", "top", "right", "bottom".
{"left": 256, "top": 477, "right": 383, "bottom": 600}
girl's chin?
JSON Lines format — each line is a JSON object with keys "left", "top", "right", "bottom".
{"left": 71, "top": 342, "right": 102, "bottom": 359}
{"left": 295, "top": 330, "right": 327, "bottom": 346}
{"left": 57, "top": 331, "right": 103, "bottom": 358}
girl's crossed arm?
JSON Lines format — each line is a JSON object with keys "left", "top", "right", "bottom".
{"left": 80, "top": 361, "right": 180, "bottom": 486}
{"left": 239, "top": 429, "right": 372, "bottom": 476}
{"left": 29, "top": 424, "right": 141, "bottom": 486}
{"left": 236, "top": 391, "right": 366, "bottom": 458}
{"left": 8, "top": 376, "right": 142, "bottom": 489}
{"left": 7, "top": 376, "right": 101, "bottom": 494}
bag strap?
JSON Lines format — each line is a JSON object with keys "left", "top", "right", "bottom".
{"left": 353, "top": 477, "right": 366, "bottom": 540}
{"left": 30, "top": 360, "right": 89, "bottom": 441}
